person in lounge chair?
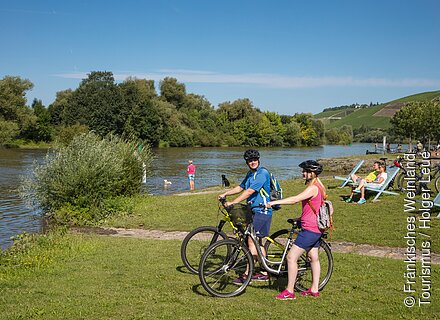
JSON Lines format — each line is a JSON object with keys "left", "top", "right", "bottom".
{"left": 345, "top": 161, "right": 386, "bottom": 204}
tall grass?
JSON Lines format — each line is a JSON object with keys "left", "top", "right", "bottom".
{"left": 20, "top": 132, "right": 153, "bottom": 223}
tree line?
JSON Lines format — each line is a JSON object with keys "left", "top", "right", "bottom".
{"left": 0, "top": 72, "right": 325, "bottom": 147}
{"left": 390, "top": 99, "right": 440, "bottom": 145}
{"left": 2, "top": 71, "right": 436, "bottom": 148}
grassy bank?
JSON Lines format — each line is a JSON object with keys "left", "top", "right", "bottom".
{"left": 104, "top": 178, "right": 440, "bottom": 253}
{"left": 1, "top": 232, "right": 438, "bottom": 319}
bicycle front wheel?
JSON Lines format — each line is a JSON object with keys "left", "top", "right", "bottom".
{"left": 180, "top": 226, "right": 228, "bottom": 274}
{"left": 199, "top": 239, "right": 254, "bottom": 298}
{"left": 435, "top": 175, "right": 440, "bottom": 193}
{"left": 295, "top": 240, "right": 333, "bottom": 292}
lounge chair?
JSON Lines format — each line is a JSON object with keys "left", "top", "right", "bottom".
{"left": 334, "top": 160, "right": 365, "bottom": 187}
{"left": 434, "top": 193, "right": 440, "bottom": 218}
{"left": 352, "top": 166, "right": 400, "bottom": 202}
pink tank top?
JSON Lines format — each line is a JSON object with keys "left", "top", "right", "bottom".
{"left": 301, "top": 184, "right": 323, "bottom": 234}
{"left": 187, "top": 164, "right": 196, "bottom": 175}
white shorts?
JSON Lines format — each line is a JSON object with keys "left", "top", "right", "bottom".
{"left": 365, "top": 183, "right": 382, "bottom": 189}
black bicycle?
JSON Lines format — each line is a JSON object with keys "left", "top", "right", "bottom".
{"left": 180, "top": 198, "right": 239, "bottom": 274}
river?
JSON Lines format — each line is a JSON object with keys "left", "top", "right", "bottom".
{"left": 0, "top": 143, "right": 379, "bottom": 249}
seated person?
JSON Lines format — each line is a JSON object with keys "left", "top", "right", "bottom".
{"left": 349, "top": 161, "right": 381, "bottom": 187}
{"left": 346, "top": 161, "right": 387, "bottom": 204}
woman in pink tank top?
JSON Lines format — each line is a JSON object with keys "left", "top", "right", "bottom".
{"left": 267, "top": 160, "right": 325, "bottom": 300}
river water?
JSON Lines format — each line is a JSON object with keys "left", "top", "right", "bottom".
{"left": 0, "top": 143, "right": 377, "bottom": 249}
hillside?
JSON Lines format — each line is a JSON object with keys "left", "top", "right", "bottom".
{"left": 316, "top": 90, "right": 440, "bottom": 129}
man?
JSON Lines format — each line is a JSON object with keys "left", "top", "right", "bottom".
{"left": 416, "top": 141, "right": 424, "bottom": 154}
{"left": 345, "top": 161, "right": 381, "bottom": 204}
{"left": 218, "top": 149, "right": 272, "bottom": 283}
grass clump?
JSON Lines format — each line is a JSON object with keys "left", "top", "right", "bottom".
{"left": 20, "top": 132, "right": 153, "bottom": 224}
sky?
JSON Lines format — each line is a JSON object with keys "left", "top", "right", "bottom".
{"left": 1, "top": 0, "right": 440, "bottom": 115}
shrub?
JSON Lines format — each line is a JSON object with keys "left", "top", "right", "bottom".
{"left": 21, "top": 132, "right": 153, "bottom": 222}
{"left": 55, "top": 124, "right": 90, "bottom": 146}
{"left": 0, "top": 119, "right": 19, "bottom": 144}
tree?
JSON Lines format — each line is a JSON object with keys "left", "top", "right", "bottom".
{"left": 48, "top": 89, "right": 73, "bottom": 125}
{"left": 119, "top": 78, "right": 162, "bottom": 147}
{"left": 62, "top": 71, "right": 124, "bottom": 136}
{"left": 0, "top": 119, "right": 19, "bottom": 144}
{"left": 23, "top": 99, "right": 53, "bottom": 142}
{"left": 160, "top": 77, "right": 186, "bottom": 108}
{"left": 293, "top": 113, "right": 322, "bottom": 146}
{"left": 284, "top": 121, "right": 302, "bottom": 146}
{"left": 0, "top": 75, "right": 33, "bottom": 121}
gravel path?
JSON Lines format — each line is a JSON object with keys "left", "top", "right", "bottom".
{"left": 72, "top": 226, "right": 440, "bottom": 264}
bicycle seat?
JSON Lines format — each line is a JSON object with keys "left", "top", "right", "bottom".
{"left": 379, "top": 157, "right": 387, "bottom": 162}
{"left": 287, "top": 218, "right": 301, "bottom": 229}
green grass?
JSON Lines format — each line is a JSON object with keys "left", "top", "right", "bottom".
{"left": 104, "top": 178, "right": 440, "bottom": 253}
{"left": 325, "top": 105, "right": 391, "bottom": 130}
{"left": 1, "top": 233, "right": 438, "bottom": 319}
{"left": 316, "top": 90, "right": 440, "bottom": 130}
{"left": 390, "top": 90, "right": 440, "bottom": 104}
{"left": 314, "top": 108, "right": 357, "bottom": 119}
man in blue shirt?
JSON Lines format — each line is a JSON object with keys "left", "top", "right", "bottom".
{"left": 219, "top": 149, "right": 272, "bottom": 283}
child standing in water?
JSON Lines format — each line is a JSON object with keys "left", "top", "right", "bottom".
{"left": 187, "top": 160, "right": 196, "bottom": 190}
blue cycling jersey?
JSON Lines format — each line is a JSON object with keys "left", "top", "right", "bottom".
{"left": 240, "top": 166, "right": 273, "bottom": 215}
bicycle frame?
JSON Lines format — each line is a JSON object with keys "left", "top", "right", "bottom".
{"left": 236, "top": 224, "right": 293, "bottom": 275}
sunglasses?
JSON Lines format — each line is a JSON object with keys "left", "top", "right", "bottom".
{"left": 246, "top": 158, "right": 259, "bottom": 163}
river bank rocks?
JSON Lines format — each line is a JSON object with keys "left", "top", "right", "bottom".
{"left": 318, "top": 157, "right": 380, "bottom": 176}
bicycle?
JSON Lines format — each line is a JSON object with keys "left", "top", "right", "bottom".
{"left": 198, "top": 204, "right": 333, "bottom": 298}
{"left": 180, "top": 198, "right": 239, "bottom": 274}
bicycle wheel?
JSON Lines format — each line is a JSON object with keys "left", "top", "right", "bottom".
{"left": 264, "top": 229, "right": 295, "bottom": 274}
{"left": 199, "top": 238, "right": 254, "bottom": 298}
{"left": 295, "top": 240, "right": 333, "bottom": 292}
{"left": 435, "top": 175, "right": 440, "bottom": 193}
{"left": 396, "top": 172, "right": 406, "bottom": 192}
{"left": 180, "top": 226, "right": 228, "bottom": 274}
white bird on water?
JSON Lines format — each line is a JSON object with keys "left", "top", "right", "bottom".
{"left": 164, "top": 179, "right": 172, "bottom": 185}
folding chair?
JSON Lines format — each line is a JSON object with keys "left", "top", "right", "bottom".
{"left": 353, "top": 166, "right": 400, "bottom": 202}
{"left": 434, "top": 193, "right": 440, "bottom": 218}
{"left": 334, "top": 160, "right": 365, "bottom": 187}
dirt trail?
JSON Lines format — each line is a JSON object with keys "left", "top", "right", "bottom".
{"left": 72, "top": 227, "right": 440, "bottom": 264}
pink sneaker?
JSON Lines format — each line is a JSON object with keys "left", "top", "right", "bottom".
{"left": 300, "top": 288, "right": 320, "bottom": 297}
{"left": 275, "top": 289, "right": 296, "bottom": 300}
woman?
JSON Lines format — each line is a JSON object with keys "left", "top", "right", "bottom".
{"left": 266, "top": 160, "right": 324, "bottom": 300}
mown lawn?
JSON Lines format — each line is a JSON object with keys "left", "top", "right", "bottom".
{"left": 1, "top": 232, "right": 438, "bottom": 320}
{"left": 105, "top": 178, "right": 440, "bottom": 253}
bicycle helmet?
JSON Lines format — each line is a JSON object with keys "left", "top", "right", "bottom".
{"left": 243, "top": 149, "right": 260, "bottom": 161}
{"left": 299, "top": 160, "right": 323, "bottom": 175}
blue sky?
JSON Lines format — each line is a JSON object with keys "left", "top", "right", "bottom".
{"left": 1, "top": 0, "right": 439, "bottom": 115}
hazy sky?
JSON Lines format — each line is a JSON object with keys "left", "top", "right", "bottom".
{"left": 1, "top": 0, "right": 439, "bottom": 115}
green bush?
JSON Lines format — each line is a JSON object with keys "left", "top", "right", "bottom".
{"left": 0, "top": 119, "right": 19, "bottom": 144}
{"left": 21, "top": 132, "right": 153, "bottom": 222}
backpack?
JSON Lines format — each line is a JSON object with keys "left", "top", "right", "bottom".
{"left": 308, "top": 182, "right": 334, "bottom": 232}
{"left": 258, "top": 167, "right": 283, "bottom": 210}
